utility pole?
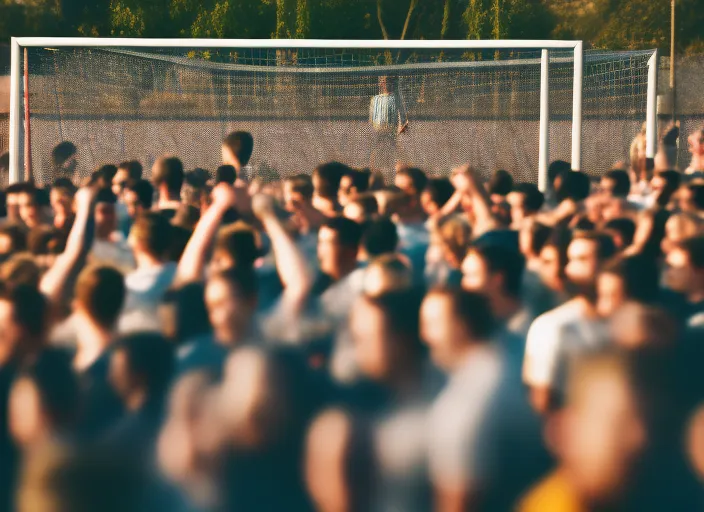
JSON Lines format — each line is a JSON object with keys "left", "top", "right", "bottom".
{"left": 670, "top": 0, "right": 676, "bottom": 123}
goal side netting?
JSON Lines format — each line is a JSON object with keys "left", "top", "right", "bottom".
{"left": 14, "top": 44, "right": 654, "bottom": 185}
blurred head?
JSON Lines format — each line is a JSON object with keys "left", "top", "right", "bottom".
{"left": 94, "top": 188, "right": 118, "bottom": 238}
{"left": 215, "top": 165, "right": 237, "bottom": 186}
{"left": 313, "top": 162, "right": 348, "bottom": 200}
{"left": 9, "top": 348, "right": 79, "bottom": 448}
{"left": 73, "top": 266, "right": 126, "bottom": 331}
{"left": 17, "top": 185, "right": 41, "bottom": 228}
{"left": 431, "top": 216, "right": 471, "bottom": 269}
{"left": 604, "top": 218, "right": 637, "bottom": 251}
{"left": 305, "top": 409, "right": 376, "bottom": 512}
{"left": 664, "top": 236, "right": 704, "bottom": 299}
{"left": 50, "top": 179, "right": 76, "bottom": 219}
{"left": 548, "top": 160, "right": 572, "bottom": 192}
{"left": 420, "top": 178, "right": 454, "bottom": 217}
{"left": 488, "top": 169, "right": 514, "bottom": 199}
{"left": 650, "top": 169, "right": 681, "bottom": 199}
{"left": 394, "top": 167, "right": 427, "bottom": 197}
{"left": 339, "top": 169, "right": 370, "bottom": 207}
{"left": 5, "top": 183, "right": 26, "bottom": 224}
{"left": 556, "top": 170, "right": 591, "bottom": 203}
{"left": 152, "top": 156, "right": 185, "bottom": 199}
{"left": 0, "top": 284, "right": 49, "bottom": 366}
{"left": 688, "top": 128, "right": 704, "bottom": 159}
{"left": 205, "top": 267, "right": 258, "bottom": 345}
{"left": 360, "top": 217, "right": 398, "bottom": 259}
{"left": 123, "top": 179, "right": 154, "bottom": 220}
{"left": 661, "top": 213, "right": 701, "bottom": 256}
{"left": 51, "top": 141, "right": 77, "bottom": 179}
{"left": 1, "top": 254, "right": 42, "bottom": 289}
{"left": 420, "top": 289, "right": 495, "bottom": 372}
{"left": 556, "top": 351, "right": 649, "bottom": 506}
{"left": 601, "top": 169, "right": 631, "bottom": 199}
{"left": 462, "top": 243, "right": 525, "bottom": 303}
{"left": 508, "top": 183, "right": 544, "bottom": 227}
{"left": 596, "top": 254, "right": 659, "bottom": 318}
{"left": 109, "top": 332, "right": 173, "bottom": 409}
{"left": 343, "top": 194, "right": 379, "bottom": 223}
{"left": 565, "top": 232, "right": 617, "bottom": 301}
{"left": 210, "top": 222, "right": 259, "bottom": 275}
{"left": 362, "top": 254, "right": 413, "bottom": 297}
{"left": 222, "top": 131, "right": 254, "bottom": 170}
{"left": 609, "top": 303, "right": 679, "bottom": 350}
{"left": 350, "top": 290, "right": 424, "bottom": 382}
{"left": 318, "top": 217, "right": 362, "bottom": 280}
{"left": 283, "top": 174, "right": 314, "bottom": 212}
{"left": 678, "top": 183, "right": 704, "bottom": 214}
{"left": 519, "top": 220, "right": 552, "bottom": 260}
{"left": 539, "top": 228, "right": 572, "bottom": 293}
{"left": 112, "top": 160, "right": 143, "bottom": 197}
{"left": 128, "top": 211, "right": 172, "bottom": 261}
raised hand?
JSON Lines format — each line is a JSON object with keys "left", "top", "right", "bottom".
{"left": 210, "top": 182, "right": 238, "bottom": 211}
{"left": 251, "top": 193, "right": 277, "bottom": 220}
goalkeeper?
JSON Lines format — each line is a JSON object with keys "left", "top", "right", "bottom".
{"left": 369, "top": 75, "right": 408, "bottom": 135}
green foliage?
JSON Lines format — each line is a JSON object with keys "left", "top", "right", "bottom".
{"left": 0, "top": 0, "right": 701, "bottom": 55}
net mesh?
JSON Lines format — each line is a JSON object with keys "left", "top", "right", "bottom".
{"left": 17, "top": 45, "right": 654, "bottom": 185}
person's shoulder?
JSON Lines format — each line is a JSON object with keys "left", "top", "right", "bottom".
{"left": 517, "top": 470, "right": 585, "bottom": 512}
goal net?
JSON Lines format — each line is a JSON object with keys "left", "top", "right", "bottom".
{"left": 11, "top": 41, "right": 655, "bottom": 185}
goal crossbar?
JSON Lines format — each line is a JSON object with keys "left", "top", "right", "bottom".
{"left": 9, "top": 38, "right": 658, "bottom": 189}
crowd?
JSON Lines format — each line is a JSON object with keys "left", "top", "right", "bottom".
{"left": 0, "top": 123, "right": 702, "bottom": 512}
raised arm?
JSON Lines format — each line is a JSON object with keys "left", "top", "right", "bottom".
{"left": 175, "top": 183, "right": 237, "bottom": 285}
{"left": 40, "top": 186, "right": 96, "bottom": 304}
{"left": 252, "top": 193, "right": 313, "bottom": 311}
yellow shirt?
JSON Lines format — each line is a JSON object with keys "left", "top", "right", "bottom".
{"left": 517, "top": 470, "right": 586, "bottom": 512}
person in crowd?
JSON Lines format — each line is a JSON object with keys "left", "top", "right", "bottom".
{"left": 339, "top": 168, "right": 371, "bottom": 208}
{"left": 425, "top": 215, "right": 471, "bottom": 288}
{"left": 107, "top": 332, "right": 174, "bottom": 455}
{"left": 49, "top": 178, "right": 76, "bottom": 234}
{"left": 420, "top": 178, "right": 454, "bottom": 218}
{"left": 678, "top": 181, "right": 704, "bottom": 216}
{"left": 17, "top": 184, "right": 46, "bottom": 230}
{"left": 685, "top": 127, "right": 704, "bottom": 175}
{"left": 90, "top": 188, "right": 134, "bottom": 272}
{"left": 344, "top": 193, "right": 379, "bottom": 223}
{"left": 312, "top": 161, "right": 347, "bottom": 216}
{"left": 523, "top": 231, "right": 616, "bottom": 413}
{"left": 508, "top": 183, "right": 544, "bottom": 229}
{"left": 111, "top": 160, "right": 143, "bottom": 199}
{"left": 222, "top": 131, "right": 254, "bottom": 180}
{"left": 604, "top": 217, "right": 637, "bottom": 251}
{"left": 421, "top": 288, "right": 549, "bottom": 512}
{"left": 152, "top": 157, "right": 185, "bottom": 219}
{"left": 50, "top": 141, "right": 78, "bottom": 181}
{"left": 664, "top": 235, "right": 704, "bottom": 325}
{"left": 121, "top": 179, "right": 154, "bottom": 235}
{"left": 596, "top": 253, "right": 660, "bottom": 319}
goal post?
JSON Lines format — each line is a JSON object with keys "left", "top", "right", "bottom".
{"left": 9, "top": 37, "right": 657, "bottom": 189}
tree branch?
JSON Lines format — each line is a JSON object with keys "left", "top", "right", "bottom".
{"left": 399, "top": 0, "right": 418, "bottom": 41}
{"left": 376, "top": 0, "right": 389, "bottom": 40}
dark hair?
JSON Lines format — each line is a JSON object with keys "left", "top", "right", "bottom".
{"left": 125, "top": 179, "right": 154, "bottom": 210}
{"left": 0, "top": 224, "right": 27, "bottom": 253}
{"left": 527, "top": 222, "right": 552, "bottom": 257}
{"left": 114, "top": 332, "right": 174, "bottom": 397}
{"left": 658, "top": 169, "right": 682, "bottom": 189}
{"left": 214, "top": 223, "right": 260, "bottom": 270}
{"left": 314, "top": 161, "right": 349, "bottom": 199}
{"left": 161, "top": 283, "right": 211, "bottom": 343}
{"left": 0, "top": 284, "right": 49, "bottom": 354}
{"left": 574, "top": 231, "right": 618, "bottom": 262}
{"left": 5, "top": 183, "right": 26, "bottom": 196}
{"left": 361, "top": 218, "right": 398, "bottom": 257}
{"left": 433, "top": 288, "right": 496, "bottom": 340}
{"left": 51, "top": 177, "right": 77, "bottom": 197}
{"left": 349, "top": 194, "right": 379, "bottom": 218}
{"left": 345, "top": 169, "right": 371, "bottom": 194}
{"left": 396, "top": 167, "right": 428, "bottom": 196}
{"left": 602, "top": 253, "right": 659, "bottom": 304}
{"left": 488, "top": 169, "right": 514, "bottom": 197}
{"left": 366, "top": 288, "right": 426, "bottom": 356}
{"left": 424, "top": 178, "right": 455, "bottom": 209}
{"left": 75, "top": 266, "right": 126, "bottom": 329}
{"left": 95, "top": 188, "right": 117, "bottom": 205}
{"left": 686, "top": 183, "right": 704, "bottom": 211}
{"left": 323, "top": 216, "right": 363, "bottom": 249}
{"left": 17, "top": 348, "right": 80, "bottom": 430}
{"left": 35, "top": 188, "right": 50, "bottom": 208}
{"left": 604, "top": 217, "right": 637, "bottom": 249}
{"left": 557, "top": 170, "right": 590, "bottom": 202}
{"left": 153, "top": 157, "right": 184, "bottom": 196}
{"left": 676, "top": 235, "right": 704, "bottom": 269}
{"left": 469, "top": 243, "right": 526, "bottom": 297}
{"left": 97, "top": 164, "right": 118, "bottom": 184}
{"left": 286, "top": 174, "right": 314, "bottom": 201}
{"left": 223, "top": 131, "right": 254, "bottom": 167}
{"left": 513, "top": 182, "right": 545, "bottom": 213}
{"left": 28, "top": 226, "right": 65, "bottom": 255}
{"left": 185, "top": 168, "right": 211, "bottom": 189}
{"left": 213, "top": 266, "right": 258, "bottom": 301}
{"left": 603, "top": 169, "right": 631, "bottom": 198}
{"left": 548, "top": 160, "right": 572, "bottom": 187}
{"left": 215, "top": 165, "right": 237, "bottom": 185}
{"left": 117, "top": 160, "right": 143, "bottom": 181}
{"left": 131, "top": 212, "right": 172, "bottom": 259}
{"left": 51, "top": 141, "right": 77, "bottom": 168}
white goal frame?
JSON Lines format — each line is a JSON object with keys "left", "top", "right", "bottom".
{"left": 9, "top": 38, "right": 659, "bottom": 189}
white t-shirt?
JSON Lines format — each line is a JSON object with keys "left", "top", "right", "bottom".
{"left": 523, "top": 299, "right": 609, "bottom": 393}
{"left": 118, "top": 262, "right": 177, "bottom": 333}
{"left": 91, "top": 233, "right": 135, "bottom": 273}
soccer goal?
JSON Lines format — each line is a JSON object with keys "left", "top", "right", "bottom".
{"left": 8, "top": 38, "right": 659, "bottom": 189}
